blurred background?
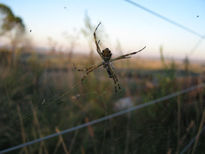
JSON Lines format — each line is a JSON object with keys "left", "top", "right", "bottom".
{"left": 0, "top": 0, "right": 205, "bottom": 153}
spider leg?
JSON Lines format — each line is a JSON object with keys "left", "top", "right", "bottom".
{"left": 81, "top": 62, "right": 104, "bottom": 82}
{"left": 112, "top": 71, "right": 121, "bottom": 92}
{"left": 107, "top": 64, "right": 121, "bottom": 92}
{"left": 113, "top": 75, "right": 121, "bottom": 93}
{"left": 73, "top": 64, "right": 96, "bottom": 72}
{"left": 110, "top": 46, "right": 146, "bottom": 63}
{"left": 94, "top": 22, "right": 104, "bottom": 59}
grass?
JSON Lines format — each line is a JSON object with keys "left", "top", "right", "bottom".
{"left": 0, "top": 49, "right": 205, "bottom": 154}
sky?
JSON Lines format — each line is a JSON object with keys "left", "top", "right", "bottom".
{"left": 0, "top": 0, "right": 205, "bottom": 60}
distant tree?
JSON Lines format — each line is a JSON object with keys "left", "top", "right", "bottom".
{"left": 0, "top": 3, "right": 25, "bottom": 35}
{"left": 81, "top": 12, "right": 95, "bottom": 64}
{"left": 62, "top": 29, "right": 79, "bottom": 63}
{"left": 184, "top": 55, "right": 190, "bottom": 74}
{"left": 160, "top": 45, "right": 168, "bottom": 69}
{"left": 0, "top": 3, "right": 26, "bottom": 65}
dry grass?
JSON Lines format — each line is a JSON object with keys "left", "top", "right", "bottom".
{"left": 1, "top": 49, "right": 205, "bottom": 153}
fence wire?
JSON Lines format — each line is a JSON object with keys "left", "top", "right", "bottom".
{"left": 1, "top": 1, "right": 205, "bottom": 154}
{"left": 124, "top": 0, "right": 204, "bottom": 38}
{"left": 1, "top": 83, "right": 205, "bottom": 154}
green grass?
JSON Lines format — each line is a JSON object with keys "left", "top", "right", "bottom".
{"left": 0, "top": 50, "right": 205, "bottom": 154}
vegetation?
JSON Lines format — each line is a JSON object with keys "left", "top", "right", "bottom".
{"left": 1, "top": 48, "right": 205, "bottom": 154}
{"left": 0, "top": 3, "right": 25, "bottom": 34}
{"left": 1, "top": 3, "right": 205, "bottom": 154}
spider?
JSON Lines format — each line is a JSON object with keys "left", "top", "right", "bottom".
{"left": 74, "top": 22, "right": 146, "bottom": 92}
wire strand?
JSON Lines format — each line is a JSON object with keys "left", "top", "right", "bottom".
{"left": 1, "top": 83, "right": 204, "bottom": 154}
{"left": 189, "top": 37, "right": 204, "bottom": 55}
{"left": 124, "top": 0, "right": 204, "bottom": 38}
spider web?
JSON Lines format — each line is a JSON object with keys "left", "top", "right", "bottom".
{"left": 0, "top": 64, "right": 125, "bottom": 151}
{"left": 1, "top": 58, "right": 202, "bottom": 154}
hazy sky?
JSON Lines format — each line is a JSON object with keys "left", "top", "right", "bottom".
{"left": 1, "top": 0, "right": 205, "bottom": 60}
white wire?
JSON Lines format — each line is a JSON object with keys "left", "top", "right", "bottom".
{"left": 1, "top": 83, "right": 204, "bottom": 154}
{"left": 124, "top": 0, "right": 204, "bottom": 38}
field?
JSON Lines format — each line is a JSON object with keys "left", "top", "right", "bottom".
{"left": 1, "top": 49, "right": 205, "bottom": 154}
